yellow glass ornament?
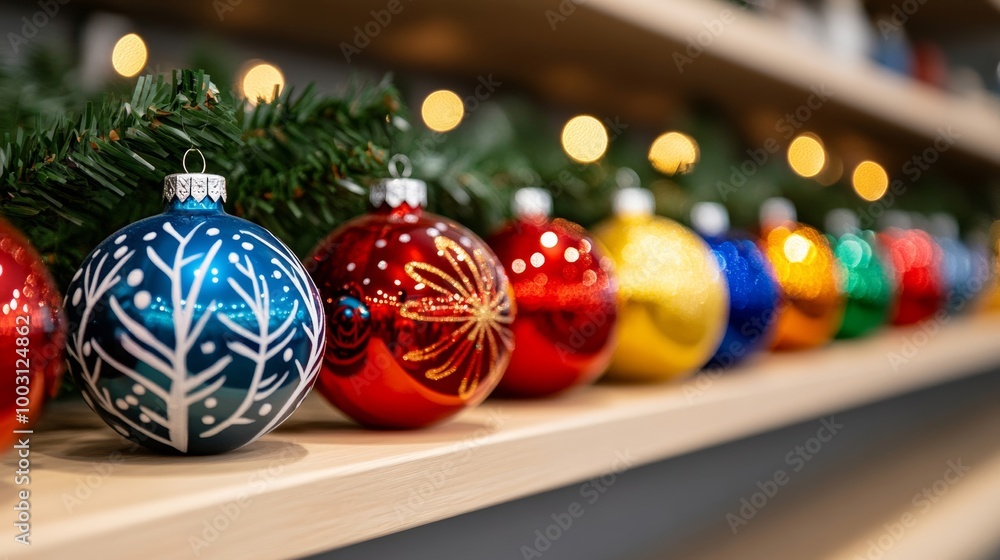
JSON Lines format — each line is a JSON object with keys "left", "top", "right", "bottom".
{"left": 760, "top": 224, "right": 845, "bottom": 350}
{"left": 594, "top": 188, "right": 729, "bottom": 382}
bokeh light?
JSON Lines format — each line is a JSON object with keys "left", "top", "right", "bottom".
{"left": 648, "top": 131, "right": 699, "bottom": 175}
{"left": 561, "top": 115, "right": 608, "bottom": 163}
{"left": 787, "top": 134, "right": 826, "bottom": 178}
{"left": 852, "top": 161, "right": 889, "bottom": 201}
{"left": 783, "top": 233, "right": 813, "bottom": 263}
{"left": 241, "top": 62, "right": 285, "bottom": 104}
{"left": 111, "top": 33, "right": 147, "bottom": 78}
{"left": 421, "top": 90, "right": 465, "bottom": 132}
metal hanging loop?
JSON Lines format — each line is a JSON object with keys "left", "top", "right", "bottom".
{"left": 183, "top": 148, "right": 207, "bottom": 174}
{"left": 388, "top": 154, "right": 412, "bottom": 179}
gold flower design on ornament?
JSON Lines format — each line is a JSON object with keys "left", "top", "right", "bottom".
{"left": 399, "top": 235, "right": 514, "bottom": 398}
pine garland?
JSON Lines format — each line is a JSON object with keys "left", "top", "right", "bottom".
{"left": 1, "top": 69, "right": 403, "bottom": 286}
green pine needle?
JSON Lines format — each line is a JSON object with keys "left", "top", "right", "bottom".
{"left": 1, "top": 69, "right": 403, "bottom": 286}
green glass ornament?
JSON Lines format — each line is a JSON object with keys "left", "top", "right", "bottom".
{"left": 828, "top": 230, "right": 894, "bottom": 339}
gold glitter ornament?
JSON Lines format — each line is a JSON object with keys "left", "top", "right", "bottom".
{"left": 593, "top": 187, "right": 729, "bottom": 382}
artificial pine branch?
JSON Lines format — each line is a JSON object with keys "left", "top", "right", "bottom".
{"left": 1, "top": 68, "right": 403, "bottom": 286}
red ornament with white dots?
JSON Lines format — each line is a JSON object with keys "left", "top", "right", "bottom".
{"left": 308, "top": 163, "right": 515, "bottom": 428}
{"left": 488, "top": 189, "right": 618, "bottom": 397}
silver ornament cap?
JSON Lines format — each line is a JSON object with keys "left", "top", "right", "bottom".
{"left": 370, "top": 154, "right": 426, "bottom": 209}
{"left": 825, "top": 208, "right": 859, "bottom": 237}
{"left": 163, "top": 148, "right": 227, "bottom": 203}
{"left": 613, "top": 187, "right": 654, "bottom": 216}
{"left": 691, "top": 202, "right": 730, "bottom": 237}
{"left": 512, "top": 187, "right": 552, "bottom": 218}
{"left": 760, "top": 197, "right": 797, "bottom": 229}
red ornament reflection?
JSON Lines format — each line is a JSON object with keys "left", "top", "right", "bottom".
{"left": 0, "top": 219, "right": 64, "bottom": 450}
{"left": 489, "top": 216, "right": 618, "bottom": 397}
{"left": 309, "top": 193, "right": 514, "bottom": 429}
{"left": 879, "top": 228, "right": 944, "bottom": 325}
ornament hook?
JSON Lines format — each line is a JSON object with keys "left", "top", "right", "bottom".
{"left": 183, "top": 148, "right": 207, "bottom": 174}
{"left": 388, "top": 154, "right": 412, "bottom": 179}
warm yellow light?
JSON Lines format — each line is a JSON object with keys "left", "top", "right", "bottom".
{"left": 111, "top": 33, "right": 147, "bottom": 78}
{"left": 787, "top": 134, "right": 826, "bottom": 178}
{"left": 421, "top": 90, "right": 464, "bottom": 132}
{"left": 241, "top": 63, "right": 285, "bottom": 104}
{"left": 783, "top": 233, "right": 812, "bottom": 263}
{"left": 852, "top": 161, "right": 889, "bottom": 201}
{"left": 648, "top": 132, "right": 699, "bottom": 175}
{"left": 561, "top": 115, "right": 608, "bottom": 163}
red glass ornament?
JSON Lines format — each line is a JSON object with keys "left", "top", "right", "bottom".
{"left": 0, "top": 218, "right": 64, "bottom": 450}
{"left": 879, "top": 228, "right": 945, "bottom": 325}
{"left": 488, "top": 189, "right": 618, "bottom": 397}
{"left": 309, "top": 176, "right": 514, "bottom": 428}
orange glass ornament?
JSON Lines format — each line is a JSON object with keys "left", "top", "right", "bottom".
{"left": 759, "top": 200, "right": 844, "bottom": 350}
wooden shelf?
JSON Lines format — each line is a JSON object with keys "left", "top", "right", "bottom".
{"left": 4, "top": 315, "right": 1000, "bottom": 560}
{"left": 77, "top": 0, "right": 1000, "bottom": 172}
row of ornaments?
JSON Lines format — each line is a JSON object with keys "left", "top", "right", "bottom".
{"left": 1, "top": 160, "right": 990, "bottom": 454}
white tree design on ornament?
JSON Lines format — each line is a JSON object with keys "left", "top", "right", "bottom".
{"left": 66, "top": 222, "right": 323, "bottom": 453}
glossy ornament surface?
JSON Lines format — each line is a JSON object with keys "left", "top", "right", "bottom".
{"left": 488, "top": 188, "right": 618, "bottom": 397}
{"left": 760, "top": 224, "right": 844, "bottom": 350}
{"left": 692, "top": 203, "right": 778, "bottom": 369}
{"left": 64, "top": 165, "right": 325, "bottom": 454}
{"left": 310, "top": 172, "right": 514, "bottom": 428}
{"left": 879, "top": 228, "right": 944, "bottom": 325}
{"left": 936, "top": 237, "right": 988, "bottom": 313}
{"left": 703, "top": 235, "right": 778, "bottom": 368}
{"left": 593, "top": 188, "right": 728, "bottom": 382}
{"left": 829, "top": 231, "right": 894, "bottom": 339}
{"left": 0, "top": 219, "right": 64, "bottom": 451}
{"left": 979, "top": 222, "right": 1000, "bottom": 313}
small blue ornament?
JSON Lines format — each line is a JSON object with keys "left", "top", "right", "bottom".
{"left": 64, "top": 153, "right": 325, "bottom": 454}
{"left": 936, "top": 236, "right": 987, "bottom": 314}
{"left": 703, "top": 234, "right": 779, "bottom": 369}
{"left": 690, "top": 203, "right": 778, "bottom": 369}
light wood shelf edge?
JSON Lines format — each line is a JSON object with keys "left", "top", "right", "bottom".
{"left": 3, "top": 315, "right": 1000, "bottom": 560}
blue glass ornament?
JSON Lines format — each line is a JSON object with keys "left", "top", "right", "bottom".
{"left": 936, "top": 236, "right": 988, "bottom": 314}
{"left": 703, "top": 234, "right": 780, "bottom": 369}
{"left": 64, "top": 157, "right": 325, "bottom": 454}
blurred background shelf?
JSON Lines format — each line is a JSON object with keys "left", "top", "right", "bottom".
{"left": 665, "top": 374, "right": 1000, "bottom": 560}
{"left": 76, "top": 0, "right": 1000, "bottom": 175}
{"left": 5, "top": 315, "right": 1000, "bottom": 560}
